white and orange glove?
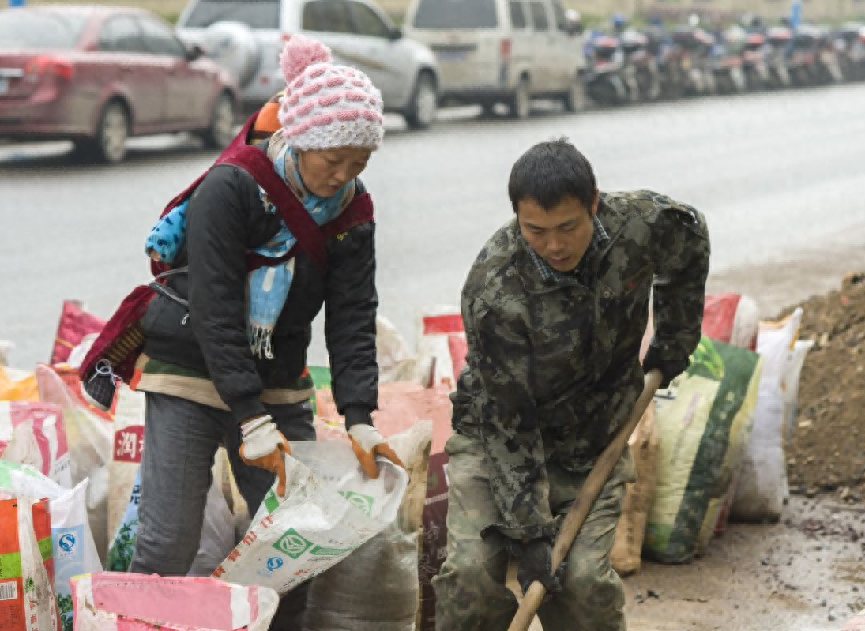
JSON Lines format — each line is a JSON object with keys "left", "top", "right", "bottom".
{"left": 347, "top": 424, "right": 404, "bottom": 479}
{"left": 239, "top": 415, "right": 291, "bottom": 497}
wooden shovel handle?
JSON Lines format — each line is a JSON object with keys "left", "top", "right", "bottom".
{"left": 507, "top": 370, "right": 664, "bottom": 631}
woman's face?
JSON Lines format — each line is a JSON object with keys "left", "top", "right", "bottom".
{"left": 296, "top": 147, "right": 372, "bottom": 197}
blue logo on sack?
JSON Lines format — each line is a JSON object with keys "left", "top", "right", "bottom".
{"left": 59, "top": 534, "right": 76, "bottom": 552}
{"left": 266, "top": 557, "right": 284, "bottom": 572}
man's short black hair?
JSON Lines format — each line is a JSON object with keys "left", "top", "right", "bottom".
{"left": 508, "top": 138, "right": 597, "bottom": 213}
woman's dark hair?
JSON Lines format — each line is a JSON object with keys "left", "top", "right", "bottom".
{"left": 508, "top": 138, "right": 597, "bottom": 213}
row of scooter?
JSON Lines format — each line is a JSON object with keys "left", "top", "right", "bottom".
{"left": 582, "top": 22, "right": 865, "bottom": 106}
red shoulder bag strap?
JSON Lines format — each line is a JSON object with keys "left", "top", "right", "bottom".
{"left": 220, "top": 144, "right": 329, "bottom": 270}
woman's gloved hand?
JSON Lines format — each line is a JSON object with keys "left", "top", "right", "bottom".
{"left": 239, "top": 415, "right": 291, "bottom": 497}
{"left": 347, "top": 423, "right": 405, "bottom": 479}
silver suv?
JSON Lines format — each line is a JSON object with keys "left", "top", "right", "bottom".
{"left": 177, "top": 0, "right": 441, "bottom": 129}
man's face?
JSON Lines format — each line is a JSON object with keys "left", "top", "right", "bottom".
{"left": 517, "top": 193, "right": 599, "bottom": 272}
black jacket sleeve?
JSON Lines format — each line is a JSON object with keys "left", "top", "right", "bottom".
{"left": 324, "top": 217, "right": 379, "bottom": 429}
{"left": 186, "top": 165, "right": 267, "bottom": 423}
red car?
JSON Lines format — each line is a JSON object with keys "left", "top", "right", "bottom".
{"left": 0, "top": 5, "right": 239, "bottom": 163}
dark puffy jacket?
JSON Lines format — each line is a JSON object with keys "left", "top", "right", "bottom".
{"left": 140, "top": 158, "right": 378, "bottom": 427}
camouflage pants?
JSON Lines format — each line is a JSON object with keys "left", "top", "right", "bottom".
{"left": 432, "top": 433, "right": 635, "bottom": 631}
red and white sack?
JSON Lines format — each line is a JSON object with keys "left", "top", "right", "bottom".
{"left": 702, "top": 293, "right": 759, "bottom": 351}
{"left": 71, "top": 573, "right": 279, "bottom": 631}
{"left": 51, "top": 301, "right": 105, "bottom": 366}
{"left": 417, "top": 307, "right": 467, "bottom": 391}
{"left": 0, "top": 402, "right": 71, "bottom": 488}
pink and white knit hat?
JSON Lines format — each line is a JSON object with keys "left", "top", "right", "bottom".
{"left": 278, "top": 35, "right": 384, "bottom": 151}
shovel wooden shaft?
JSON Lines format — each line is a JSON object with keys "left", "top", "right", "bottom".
{"left": 507, "top": 370, "right": 664, "bottom": 631}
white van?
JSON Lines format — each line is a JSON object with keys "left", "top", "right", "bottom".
{"left": 403, "top": 0, "right": 586, "bottom": 118}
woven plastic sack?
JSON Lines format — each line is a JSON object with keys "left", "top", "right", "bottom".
{"left": 214, "top": 441, "right": 408, "bottom": 595}
{"left": 0, "top": 497, "right": 59, "bottom": 631}
{"left": 0, "top": 402, "right": 71, "bottom": 488}
{"left": 610, "top": 404, "right": 659, "bottom": 576}
{"left": 732, "top": 309, "right": 802, "bottom": 522}
{"left": 51, "top": 301, "right": 105, "bottom": 366}
{"left": 70, "top": 573, "right": 279, "bottom": 631}
{"left": 644, "top": 338, "right": 762, "bottom": 563}
{"left": 305, "top": 422, "right": 432, "bottom": 631}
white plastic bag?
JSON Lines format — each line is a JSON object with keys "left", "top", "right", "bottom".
{"left": 732, "top": 308, "right": 802, "bottom": 521}
{"left": 0, "top": 460, "right": 102, "bottom": 631}
{"left": 214, "top": 441, "right": 408, "bottom": 594}
{"left": 36, "top": 365, "right": 112, "bottom": 560}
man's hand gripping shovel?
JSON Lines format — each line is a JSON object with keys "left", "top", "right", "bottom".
{"left": 507, "top": 369, "right": 663, "bottom": 631}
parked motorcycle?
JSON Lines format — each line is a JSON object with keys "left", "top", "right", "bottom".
{"left": 621, "top": 29, "right": 661, "bottom": 101}
{"left": 741, "top": 32, "right": 777, "bottom": 90}
{"left": 672, "top": 27, "right": 716, "bottom": 96}
{"left": 644, "top": 26, "right": 688, "bottom": 100}
{"left": 788, "top": 25, "right": 844, "bottom": 86}
{"left": 766, "top": 26, "right": 794, "bottom": 88}
{"left": 832, "top": 23, "right": 865, "bottom": 82}
{"left": 584, "top": 35, "right": 637, "bottom": 106}
{"left": 712, "top": 28, "right": 748, "bottom": 95}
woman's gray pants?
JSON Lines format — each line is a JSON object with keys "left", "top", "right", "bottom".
{"left": 129, "top": 392, "right": 316, "bottom": 631}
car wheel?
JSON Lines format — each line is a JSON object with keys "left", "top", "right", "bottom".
{"left": 480, "top": 101, "right": 498, "bottom": 118}
{"left": 76, "top": 101, "right": 128, "bottom": 164}
{"left": 201, "top": 92, "right": 236, "bottom": 149}
{"left": 508, "top": 77, "right": 531, "bottom": 120}
{"left": 404, "top": 71, "right": 437, "bottom": 130}
{"left": 563, "top": 76, "right": 585, "bottom": 113}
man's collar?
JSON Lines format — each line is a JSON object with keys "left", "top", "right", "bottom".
{"left": 521, "top": 214, "right": 608, "bottom": 285}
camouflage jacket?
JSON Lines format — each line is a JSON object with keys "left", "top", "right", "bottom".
{"left": 451, "top": 190, "right": 711, "bottom": 543}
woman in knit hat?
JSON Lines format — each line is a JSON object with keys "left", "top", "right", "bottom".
{"left": 119, "top": 35, "right": 400, "bottom": 629}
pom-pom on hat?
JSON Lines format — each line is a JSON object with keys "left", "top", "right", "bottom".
{"left": 278, "top": 35, "right": 384, "bottom": 151}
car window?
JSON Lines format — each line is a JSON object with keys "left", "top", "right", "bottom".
{"left": 302, "top": 0, "right": 353, "bottom": 34}
{"left": 349, "top": 2, "right": 391, "bottom": 39}
{"left": 509, "top": 2, "right": 527, "bottom": 29}
{"left": 137, "top": 15, "right": 187, "bottom": 58}
{"left": 412, "top": 0, "right": 498, "bottom": 30}
{"left": 183, "top": 0, "right": 280, "bottom": 29}
{"left": 99, "top": 15, "right": 147, "bottom": 54}
{"left": 530, "top": 2, "right": 548, "bottom": 31}
{"left": 552, "top": 1, "right": 567, "bottom": 31}
{"left": 0, "top": 10, "right": 87, "bottom": 51}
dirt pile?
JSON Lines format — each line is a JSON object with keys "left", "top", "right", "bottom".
{"left": 782, "top": 272, "right": 865, "bottom": 501}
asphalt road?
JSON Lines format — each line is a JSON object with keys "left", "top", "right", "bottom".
{"left": 2, "top": 84, "right": 865, "bottom": 370}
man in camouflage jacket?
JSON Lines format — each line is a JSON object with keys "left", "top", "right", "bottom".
{"left": 433, "top": 139, "right": 710, "bottom": 631}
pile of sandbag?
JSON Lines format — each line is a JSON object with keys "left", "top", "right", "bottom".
{"left": 643, "top": 336, "right": 762, "bottom": 563}
{"left": 616, "top": 292, "right": 813, "bottom": 570}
